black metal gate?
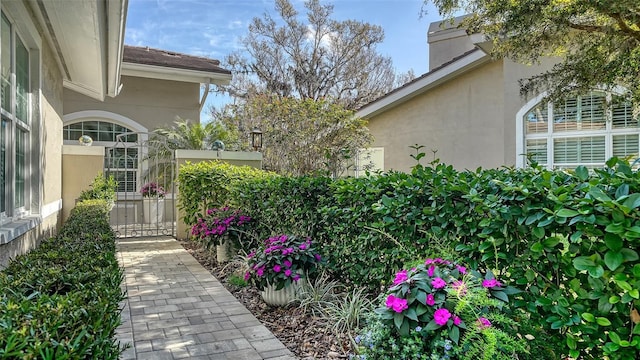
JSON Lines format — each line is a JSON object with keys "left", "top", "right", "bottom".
{"left": 105, "top": 132, "right": 176, "bottom": 238}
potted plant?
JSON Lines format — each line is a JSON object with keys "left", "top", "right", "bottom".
{"left": 190, "top": 207, "right": 252, "bottom": 262}
{"left": 140, "top": 182, "right": 166, "bottom": 224}
{"left": 245, "top": 234, "right": 323, "bottom": 306}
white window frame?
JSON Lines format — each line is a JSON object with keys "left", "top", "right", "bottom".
{"left": 516, "top": 90, "right": 639, "bottom": 169}
{"left": 0, "top": 6, "right": 40, "bottom": 226}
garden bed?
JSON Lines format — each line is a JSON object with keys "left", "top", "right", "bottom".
{"left": 181, "top": 240, "right": 354, "bottom": 359}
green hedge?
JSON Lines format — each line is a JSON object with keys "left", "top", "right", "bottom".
{"left": 0, "top": 200, "right": 125, "bottom": 359}
{"left": 177, "top": 160, "right": 274, "bottom": 226}
{"left": 225, "top": 160, "right": 640, "bottom": 359}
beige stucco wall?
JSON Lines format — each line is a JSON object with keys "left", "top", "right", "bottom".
{"left": 0, "top": 13, "right": 64, "bottom": 267}
{"left": 367, "top": 60, "right": 505, "bottom": 172}
{"left": 61, "top": 146, "right": 106, "bottom": 222}
{"left": 63, "top": 75, "right": 201, "bottom": 130}
{"left": 428, "top": 31, "right": 476, "bottom": 71}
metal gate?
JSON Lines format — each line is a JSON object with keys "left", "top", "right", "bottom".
{"left": 105, "top": 132, "right": 176, "bottom": 238}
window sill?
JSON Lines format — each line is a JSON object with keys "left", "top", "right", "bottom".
{"left": 0, "top": 216, "right": 41, "bottom": 245}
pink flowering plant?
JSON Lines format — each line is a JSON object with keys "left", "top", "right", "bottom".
{"left": 245, "top": 234, "right": 323, "bottom": 291}
{"left": 140, "top": 182, "right": 166, "bottom": 198}
{"left": 365, "top": 258, "right": 528, "bottom": 359}
{"left": 190, "top": 207, "right": 252, "bottom": 249}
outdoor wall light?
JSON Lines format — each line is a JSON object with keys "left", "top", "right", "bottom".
{"left": 78, "top": 135, "right": 93, "bottom": 146}
{"left": 251, "top": 127, "right": 263, "bottom": 152}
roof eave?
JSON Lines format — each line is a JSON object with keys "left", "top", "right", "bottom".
{"left": 121, "top": 62, "right": 232, "bottom": 85}
{"left": 356, "top": 50, "right": 491, "bottom": 119}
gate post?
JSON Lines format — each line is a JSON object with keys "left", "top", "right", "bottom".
{"left": 62, "top": 145, "right": 106, "bottom": 222}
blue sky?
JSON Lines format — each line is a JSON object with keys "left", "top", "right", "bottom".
{"left": 125, "top": 0, "right": 444, "bottom": 116}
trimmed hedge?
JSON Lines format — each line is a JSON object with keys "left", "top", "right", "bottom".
{"left": 0, "top": 200, "right": 125, "bottom": 359}
{"left": 177, "top": 160, "right": 275, "bottom": 226}
{"left": 221, "top": 160, "right": 640, "bottom": 360}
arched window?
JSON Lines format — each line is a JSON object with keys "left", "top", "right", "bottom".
{"left": 519, "top": 91, "right": 638, "bottom": 169}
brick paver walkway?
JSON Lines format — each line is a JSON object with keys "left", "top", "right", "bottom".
{"left": 115, "top": 237, "right": 296, "bottom": 360}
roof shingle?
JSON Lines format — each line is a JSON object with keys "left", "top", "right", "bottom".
{"left": 123, "top": 45, "right": 231, "bottom": 75}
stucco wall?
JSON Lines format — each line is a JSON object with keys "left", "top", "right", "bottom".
{"left": 0, "top": 11, "right": 64, "bottom": 267}
{"left": 61, "top": 146, "right": 106, "bottom": 222}
{"left": 62, "top": 75, "right": 201, "bottom": 130}
{"left": 41, "top": 39, "right": 64, "bottom": 208}
{"left": 367, "top": 60, "right": 505, "bottom": 172}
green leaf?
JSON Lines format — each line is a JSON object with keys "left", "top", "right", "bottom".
{"left": 609, "top": 331, "right": 622, "bottom": 344}
{"left": 588, "top": 265, "right": 605, "bottom": 278}
{"left": 449, "top": 326, "right": 460, "bottom": 344}
{"left": 567, "top": 335, "right": 577, "bottom": 350}
{"left": 609, "top": 296, "right": 620, "bottom": 304}
{"left": 491, "top": 290, "right": 509, "bottom": 303}
{"left": 589, "top": 187, "right": 612, "bottom": 202}
{"left": 621, "top": 248, "right": 639, "bottom": 262}
{"left": 604, "top": 250, "right": 624, "bottom": 271}
{"left": 573, "top": 256, "right": 596, "bottom": 271}
{"left": 393, "top": 312, "right": 404, "bottom": 329}
{"left": 623, "top": 193, "right": 640, "bottom": 210}
{"left": 596, "top": 317, "right": 612, "bottom": 326}
{"left": 575, "top": 166, "right": 589, "bottom": 181}
{"left": 532, "top": 227, "right": 545, "bottom": 240}
{"left": 557, "top": 208, "right": 579, "bottom": 218}
{"left": 404, "top": 307, "right": 418, "bottom": 321}
{"left": 581, "top": 312, "right": 595, "bottom": 322}
{"left": 424, "top": 319, "right": 440, "bottom": 331}
{"left": 604, "top": 233, "right": 623, "bottom": 252}
{"left": 399, "top": 318, "right": 410, "bottom": 336}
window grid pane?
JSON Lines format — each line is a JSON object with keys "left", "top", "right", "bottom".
{"left": 578, "top": 92, "right": 606, "bottom": 131}
{"left": 15, "top": 128, "right": 25, "bottom": 208}
{"left": 1, "top": 14, "right": 10, "bottom": 112}
{"left": 63, "top": 121, "right": 137, "bottom": 142}
{"left": 525, "top": 103, "right": 548, "bottom": 134}
{"left": 613, "top": 134, "right": 639, "bottom": 159}
{"left": 553, "top": 97, "right": 578, "bottom": 132}
{"left": 554, "top": 136, "right": 606, "bottom": 164}
{"left": 612, "top": 97, "right": 638, "bottom": 129}
{"left": 525, "top": 139, "right": 547, "bottom": 165}
{"left": 15, "top": 37, "right": 28, "bottom": 124}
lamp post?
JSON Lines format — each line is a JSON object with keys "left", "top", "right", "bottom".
{"left": 251, "top": 127, "right": 263, "bottom": 152}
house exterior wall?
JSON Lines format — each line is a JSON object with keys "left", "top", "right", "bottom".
{"left": 0, "top": 9, "right": 64, "bottom": 268}
{"left": 428, "top": 31, "right": 476, "bottom": 71}
{"left": 367, "top": 60, "right": 505, "bottom": 172}
{"left": 63, "top": 75, "right": 201, "bottom": 130}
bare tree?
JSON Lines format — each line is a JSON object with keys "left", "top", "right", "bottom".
{"left": 222, "top": 0, "right": 401, "bottom": 110}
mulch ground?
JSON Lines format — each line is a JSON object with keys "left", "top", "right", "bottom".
{"left": 180, "top": 240, "right": 354, "bottom": 359}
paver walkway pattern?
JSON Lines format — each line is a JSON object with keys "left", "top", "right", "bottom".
{"left": 115, "top": 236, "right": 297, "bottom": 360}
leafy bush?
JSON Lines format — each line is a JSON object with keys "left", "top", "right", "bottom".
{"left": 225, "top": 158, "right": 640, "bottom": 359}
{"left": 0, "top": 200, "right": 125, "bottom": 359}
{"left": 77, "top": 172, "right": 117, "bottom": 203}
{"left": 177, "top": 160, "right": 273, "bottom": 226}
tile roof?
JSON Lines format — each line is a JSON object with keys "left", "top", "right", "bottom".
{"left": 123, "top": 45, "right": 231, "bottom": 75}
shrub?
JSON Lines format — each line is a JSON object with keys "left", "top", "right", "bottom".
{"left": 0, "top": 201, "right": 125, "bottom": 359}
{"left": 190, "top": 207, "right": 252, "bottom": 250}
{"left": 245, "top": 234, "right": 323, "bottom": 291}
{"left": 359, "top": 258, "right": 527, "bottom": 359}
{"left": 77, "top": 172, "right": 117, "bottom": 203}
{"left": 177, "top": 160, "right": 273, "bottom": 226}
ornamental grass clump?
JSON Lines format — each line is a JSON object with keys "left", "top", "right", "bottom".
{"left": 245, "top": 234, "right": 323, "bottom": 291}
{"left": 190, "top": 207, "right": 252, "bottom": 250}
{"left": 357, "top": 258, "right": 528, "bottom": 360}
